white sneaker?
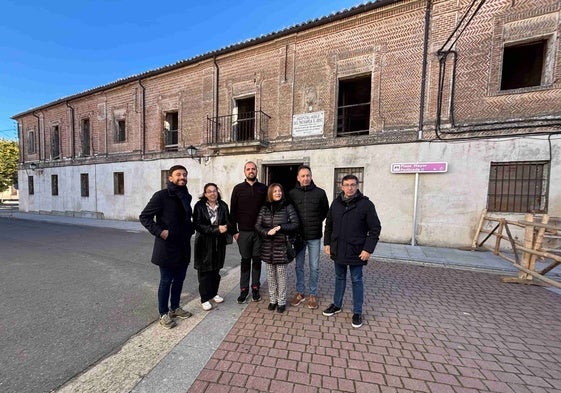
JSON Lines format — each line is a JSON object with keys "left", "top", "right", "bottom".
{"left": 213, "top": 295, "right": 224, "bottom": 303}
{"left": 202, "top": 301, "right": 213, "bottom": 311}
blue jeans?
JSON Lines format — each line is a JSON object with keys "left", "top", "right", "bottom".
{"left": 158, "top": 265, "right": 188, "bottom": 315}
{"left": 295, "top": 238, "right": 321, "bottom": 296}
{"left": 333, "top": 263, "right": 364, "bottom": 314}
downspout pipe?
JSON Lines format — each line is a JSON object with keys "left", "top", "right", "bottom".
{"left": 213, "top": 55, "right": 220, "bottom": 141}
{"left": 30, "top": 112, "right": 41, "bottom": 163}
{"left": 138, "top": 79, "right": 146, "bottom": 156}
{"left": 66, "top": 101, "right": 76, "bottom": 158}
{"left": 417, "top": 0, "right": 432, "bottom": 140}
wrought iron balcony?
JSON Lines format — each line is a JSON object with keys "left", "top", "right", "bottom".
{"left": 206, "top": 110, "right": 270, "bottom": 146}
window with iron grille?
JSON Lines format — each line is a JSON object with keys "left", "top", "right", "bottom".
{"left": 51, "top": 174, "right": 58, "bottom": 196}
{"left": 487, "top": 161, "right": 549, "bottom": 213}
{"left": 115, "top": 120, "right": 126, "bottom": 143}
{"left": 28, "top": 176, "right": 34, "bottom": 195}
{"left": 114, "top": 172, "right": 125, "bottom": 195}
{"left": 337, "top": 75, "right": 371, "bottom": 136}
{"left": 333, "top": 167, "right": 364, "bottom": 201}
{"left": 81, "top": 173, "right": 89, "bottom": 197}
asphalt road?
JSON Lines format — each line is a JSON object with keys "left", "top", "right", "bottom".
{"left": 0, "top": 216, "right": 240, "bottom": 393}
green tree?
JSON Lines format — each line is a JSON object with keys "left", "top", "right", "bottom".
{"left": 0, "top": 139, "right": 19, "bottom": 193}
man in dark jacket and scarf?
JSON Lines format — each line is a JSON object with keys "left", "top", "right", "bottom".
{"left": 139, "top": 164, "right": 194, "bottom": 329}
{"left": 323, "top": 174, "right": 381, "bottom": 329}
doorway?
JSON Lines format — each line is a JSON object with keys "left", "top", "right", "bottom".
{"left": 264, "top": 163, "right": 304, "bottom": 195}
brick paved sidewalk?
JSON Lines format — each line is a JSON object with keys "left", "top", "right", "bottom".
{"left": 187, "top": 257, "right": 561, "bottom": 393}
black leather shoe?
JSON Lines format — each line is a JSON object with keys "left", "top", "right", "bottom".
{"left": 268, "top": 303, "right": 277, "bottom": 311}
{"left": 277, "top": 305, "right": 286, "bottom": 313}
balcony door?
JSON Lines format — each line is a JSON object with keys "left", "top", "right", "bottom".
{"left": 233, "top": 96, "right": 255, "bottom": 141}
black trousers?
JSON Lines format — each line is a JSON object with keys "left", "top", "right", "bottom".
{"left": 197, "top": 269, "right": 221, "bottom": 303}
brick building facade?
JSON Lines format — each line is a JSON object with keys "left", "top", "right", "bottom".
{"left": 12, "top": 0, "right": 561, "bottom": 247}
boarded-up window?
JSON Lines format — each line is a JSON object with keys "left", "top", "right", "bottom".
{"left": 51, "top": 175, "right": 58, "bottom": 196}
{"left": 27, "top": 130, "right": 36, "bottom": 154}
{"left": 115, "top": 120, "right": 126, "bottom": 142}
{"left": 114, "top": 172, "right": 125, "bottom": 195}
{"left": 81, "top": 118, "right": 91, "bottom": 156}
{"left": 81, "top": 173, "right": 89, "bottom": 197}
{"left": 161, "top": 170, "right": 169, "bottom": 189}
{"left": 28, "top": 176, "right": 34, "bottom": 195}
{"left": 51, "top": 125, "right": 60, "bottom": 159}
{"left": 487, "top": 161, "right": 549, "bottom": 213}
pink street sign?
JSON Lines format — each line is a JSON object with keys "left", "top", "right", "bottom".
{"left": 390, "top": 162, "right": 448, "bottom": 174}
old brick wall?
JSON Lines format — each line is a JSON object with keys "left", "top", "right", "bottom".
{"left": 16, "top": 0, "right": 561, "bottom": 163}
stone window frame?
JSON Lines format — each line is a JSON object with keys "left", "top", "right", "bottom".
{"left": 489, "top": 11, "right": 559, "bottom": 95}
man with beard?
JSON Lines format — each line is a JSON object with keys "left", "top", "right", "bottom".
{"left": 230, "top": 161, "right": 268, "bottom": 303}
{"left": 140, "top": 164, "right": 194, "bottom": 329}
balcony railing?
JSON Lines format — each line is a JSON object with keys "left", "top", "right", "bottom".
{"left": 164, "top": 129, "right": 178, "bottom": 151}
{"left": 206, "top": 110, "right": 270, "bottom": 145}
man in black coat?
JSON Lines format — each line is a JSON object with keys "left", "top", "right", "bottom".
{"left": 322, "top": 174, "right": 381, "bottom": 329}
{"left": 288, "top": 165, "right": 329, "bottom": 310}
{"left": 139, "top": 164, "right": 194, "bottom": 329}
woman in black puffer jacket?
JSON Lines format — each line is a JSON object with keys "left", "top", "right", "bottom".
{"left": 255, "top": 183, "right": 300, "bottom": 313}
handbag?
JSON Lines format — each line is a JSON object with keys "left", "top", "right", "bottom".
{"left": 225, "top": 232, "right": 233, "bottom": 244}
{"left": 285, "top": 235, "right": 296, "bottom": 261}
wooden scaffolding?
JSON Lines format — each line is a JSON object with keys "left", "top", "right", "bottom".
{"left": 472, "top": 209, "right": 561, "bottom": 289}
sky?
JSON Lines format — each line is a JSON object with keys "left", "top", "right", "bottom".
{"left": 0, "top": 0, "right": 367, "bottom": 141}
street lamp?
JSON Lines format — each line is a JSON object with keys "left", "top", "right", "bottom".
{"left": 186, "top": 145, "right": 198, "bottom": 159}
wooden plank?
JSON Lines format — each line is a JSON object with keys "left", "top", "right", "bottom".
{"left": 500, "top": 277, "right": 548, "bottom": 286}
{"left": 510, "top": 262, "right": 561, "bottom": 289}
{"left": 520, "top": 214, "right": 534, "bottom": 280}
{"left": 494, "top": 220, "right": 504, "bottom": 255}
{"left": 529, "top": 215, "right": 549, "bottom": 274}
{"left": 517, "top": 220, "right": 561, "bottom": 232}
{"left": 472, "top": 208, "right": 487, "bottom": 249}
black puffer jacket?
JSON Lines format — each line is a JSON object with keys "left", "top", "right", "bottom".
{"left": 288, "top": 181, "right": 329, "bottom": 240}
{"left": 255, "top": 200, "right": 300, "bottom": 265}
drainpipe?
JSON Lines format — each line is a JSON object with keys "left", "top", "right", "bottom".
{"left": 138, "top": 79, "right": 146, "bottom": 156}
{"left": 213, "top": 55, "right": 220, "bottom": 140}
{"left": 18, "top": 121, "right": 25, "bottom": 164}
{"left": 31, "top": 111, "right": 41, "bottom": 162}
{"left": 66, "top": 101, "right": 76, "bottom": 158}
{"left": 104, "top": 95, "right": 108, "bottom": 157}
{"left": 417, "top": 0, "right": 432, "bottom": 140}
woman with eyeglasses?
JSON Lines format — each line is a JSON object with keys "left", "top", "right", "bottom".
{"left": 193, "top": 183, "right": 235, "bottom": 311}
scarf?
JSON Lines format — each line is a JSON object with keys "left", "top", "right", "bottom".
{"left": 167, "top": 181, "right": 192, "bottom": 220}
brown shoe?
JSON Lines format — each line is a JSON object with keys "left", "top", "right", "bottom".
{"left": 307, "top": 295, "right": 318, "bottom": 309}
{"left": 290, "top": 293, "right": 305, "bottom": 306}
